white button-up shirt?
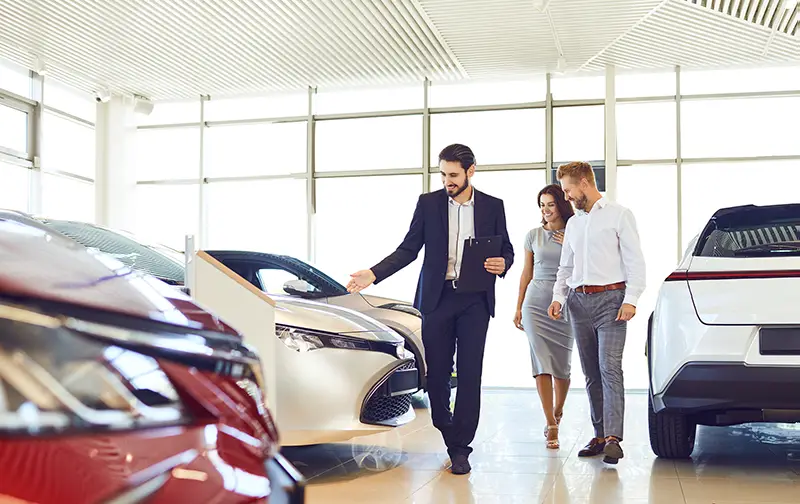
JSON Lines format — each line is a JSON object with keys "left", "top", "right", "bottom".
{"left": 552, "top": 197, "right": 646, "bottom": 307}
{"left": 446, "top": 188, "right": 475, "bottom": 280}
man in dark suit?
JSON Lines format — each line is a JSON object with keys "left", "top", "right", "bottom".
{"left": 347, "top": 143, "right": 514, "bottom": 475}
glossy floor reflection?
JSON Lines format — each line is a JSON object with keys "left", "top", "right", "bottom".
{"left": 281, "top": 390, "right": 800, "bottom": 503}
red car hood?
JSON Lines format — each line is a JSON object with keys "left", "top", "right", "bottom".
{"left": 0, "top": 218, "right": 237, "bottom": 335}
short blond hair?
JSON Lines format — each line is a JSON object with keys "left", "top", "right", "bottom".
{"left": 556, "top": 161, "right": 596, "bottom": 186}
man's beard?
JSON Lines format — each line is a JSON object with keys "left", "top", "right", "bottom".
{"left": 573, "top": 194, "right": 588, "bottom": 210}
{"left": 447, "top": 178, "right": 470, "bottom": 198}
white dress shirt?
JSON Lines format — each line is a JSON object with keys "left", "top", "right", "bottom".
{"left": 552, "top": 197, "right": 646, "bottom": 307}
{"left": 446, "top": 188, "right": 475, "bottom": 280}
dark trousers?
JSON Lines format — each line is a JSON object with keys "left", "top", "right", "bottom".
{"left": 422, "top": 283, "right": 491, "bottom": 458}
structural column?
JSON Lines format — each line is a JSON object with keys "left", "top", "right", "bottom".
{"left": 94, "top": 95, "right": 137, "bottom": 230}
{"left": 604, "top": 64, "right": 617, "bottom": 200}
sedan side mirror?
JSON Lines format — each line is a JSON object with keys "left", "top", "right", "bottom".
{"left": 283, "top": 279, "right": 314, "bottom": 296}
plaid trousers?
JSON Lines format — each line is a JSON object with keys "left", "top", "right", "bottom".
{"left": 566, "top": 287, "right": 628, "bottom": 440}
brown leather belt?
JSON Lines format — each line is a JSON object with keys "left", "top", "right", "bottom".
{"left": 574, "top": 282, "right": 626, "bottom": 294}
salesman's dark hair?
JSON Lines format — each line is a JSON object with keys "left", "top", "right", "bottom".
{"left": 438, "top": 143, "right": 476, "bottom": 171}
{"left": 538, "top": 184, "right": 574, "bottom": 226}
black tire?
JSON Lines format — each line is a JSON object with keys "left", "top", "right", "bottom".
{"left": 648, "top": 394, "right": 696, "bottom": 459}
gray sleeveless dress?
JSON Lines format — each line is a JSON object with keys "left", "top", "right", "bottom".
{"left": 521, "top": 226, "right": 574, "bottom": 379}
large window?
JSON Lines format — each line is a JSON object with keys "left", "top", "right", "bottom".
{"left": 681, "top": 65, "right": 800, "bottom": 95}
{"left": 551, "top": 74, "right": 605, "bottom": 100}
{"left": 315, "top": 116, "right": 421, "bottom": 173}
{"left": 315, "top": 175, "right": 423, "bottom": 302}
{"left": 205, "top": 178, "right": 307, "bottom": 260}
{"left": 41, "top": 173, "right": 95, "bottom": 222}
{"left": 0, "top": 161, "right": 30, "bottom": 212}
{"left": 0, "top": 104, "right": 28, "bottom": 155}
{"left": 616, "top": 70, "right": 675, "bottom": 98}
{"left": 680, "top": 160, "right": 800, "bottom": 250}
{"left": 135, "top": 127, "right": 200, "bottom": 181}
{"left": 0, "top": 59, "right": 31, "bottom": 98}
{"left": 681, "top": 97, "right": 800, "bottom": 159}
{"left": 134, "top": 184, "right": 200, "bottom": 250}
{"left": 617, "top": 101, "right": 676, "bottom": 160}
{"left": 43, "top": 79, "right": 96, "bottom": 123}
{"left": 41, "top": 112, "right": 95, "bottom": 179}
{"left": 204, "top": 122, "right": 307, "bottom": 178}
{"left": 617, "top": 164, "right": 679, "bottom": 390}
{"left": 136, "top": 100, "right": 200, "bottom": 127}
{"left": 429, "top": 79, "right": 546, "bottom": 108}
{"left": 553, "top": 105, "right": 605, "bottom": 162}
{"left": 204, "top": 92, "right": 308, "bottom": 121}
{"left": 430, "top": 109, "right": 545, "bottom": 167}
{"left": 315, "top": 85, "right": 422, "bottom": 115}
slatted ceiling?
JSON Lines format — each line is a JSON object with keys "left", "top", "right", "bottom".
{"left": 584, "top": 0, "right": 798, "bottom": 71}
{"left": 0, "top": 0, "right": 798, "bottom": 100}
{"left": 549, "top": 0, "right": 666, "bottom": 71}
{"left": 417, "top": 0, "right": 558, "bottom": 77}
{"left": 0, "top": 0, "right": 463, "bottom": 100}
{"left": 686, "top": 0, "right": 800, "bottom": 33}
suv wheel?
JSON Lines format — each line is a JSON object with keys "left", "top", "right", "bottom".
{"left": 648, "top": 394, "right": 696, "bottom": 459}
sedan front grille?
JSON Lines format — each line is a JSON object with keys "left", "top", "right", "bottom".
{"left": 361, "top": 361, "right": 416, "bottom": 425}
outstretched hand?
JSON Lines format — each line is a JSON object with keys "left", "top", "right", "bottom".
{"left": 347, "top": 269, "right": 376, "bottom": 294}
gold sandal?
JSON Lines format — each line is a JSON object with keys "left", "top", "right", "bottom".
{"left": 546, "top": 425, "right": 560, "bottom": 449}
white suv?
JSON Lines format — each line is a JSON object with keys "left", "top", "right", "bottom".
{"left": 647, "top": 203, "right": 800, "bottom": 458}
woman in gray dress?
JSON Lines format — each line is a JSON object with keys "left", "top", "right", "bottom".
{"left": 514, "top": 184, "right": 575, "bottom": 449}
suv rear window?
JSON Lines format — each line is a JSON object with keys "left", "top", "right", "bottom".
{"left": 695, "top": 204, "right": 800, "bottom": 258}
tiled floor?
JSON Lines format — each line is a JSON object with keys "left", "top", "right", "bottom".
{"left": 282, "top": 390, "right": 800, "bottom": 503}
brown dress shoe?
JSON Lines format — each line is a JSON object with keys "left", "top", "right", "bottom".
{"left": 577, "top": 437, "right": 606, "bottom": 457}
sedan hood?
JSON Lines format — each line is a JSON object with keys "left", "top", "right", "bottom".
{"left": 361, "top": 294, "right": 414, "bottom": 308}
{"left": 273, "top": 296, "right": 402, "bottom": 343}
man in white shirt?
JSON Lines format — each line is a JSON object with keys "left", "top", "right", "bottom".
{"left": 547, "top": 161, "right": 646, "bottom": 465}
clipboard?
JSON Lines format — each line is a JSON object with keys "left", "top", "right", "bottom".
{"left": 456, "top": 235, "right": 503, "bottom": 293}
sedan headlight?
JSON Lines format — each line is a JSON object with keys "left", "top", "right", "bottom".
{"left": 276, "top": 323, "right": 405, "bottom": 360}
{"left": 379, "top": 303, "right": 421, "bottom": 318}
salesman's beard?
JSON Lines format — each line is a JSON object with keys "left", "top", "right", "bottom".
{"left": 447, "top": 178, "right": 470, "bottom": 199}
{"left": 572, "top": 194, "right": 588, "bottom": 211}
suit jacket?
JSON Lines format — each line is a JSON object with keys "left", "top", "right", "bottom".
{"left": 371, "top": 188, "right": 514, "bottom": 318}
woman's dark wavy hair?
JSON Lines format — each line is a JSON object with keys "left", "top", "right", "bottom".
{"left": 537, "top": 184, "right": 574, "bottom": 226}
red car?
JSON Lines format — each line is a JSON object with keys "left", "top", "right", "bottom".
{"left": 0, "top": 217, "right": 304, "bottom": 503}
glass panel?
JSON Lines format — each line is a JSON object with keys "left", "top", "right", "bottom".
{"left": 429, "top": 78, "right": 546, "bottom": 108}
{"left": 430, "top": 109, "right": 545, "bottom": 167}
{"left": 680, "top": 160, "right": 800, "bottom": 250}
{"left": 41, "top": 173, "right": 95, "bottom": 222}
{"left": 616, "top": 70, "right": 676, "bottom": 98}
{"left": 681, "top": 97, "right": 800, "bottom": 159}
{"left": 204, "top": 122, "right": 307, "bottom": 178}
{"left": 315, "top": 116, "right": 421, "bottom": 172}
{"left": 617, "top": 164, "right": 678, "bottom": 390}
{"left": 553, "top": 105, "right": 604, "bottom": 162}
{"left": 258, "top": 269, "right": 304, "bottom": 296}
{"left": 0, "top": 104, "right": 28, "bottom": 154}
{"left": 43, "top": 79, "right": 96, "bottom": 123}
{"left": 617, "top": 102, "right": 676, "bottom": 160}
{"left": 205, "top": 178, "right": 307, "bottom": 260}
{"left": 0, "top": 162, "right": 30, "bottom": 212}
{"left": 315, "top": 175, "right": 423, "bottom": 301}
{"left": 315, "top": 85, "right": 422, "bottom": 115}
{"left": 134, "top": 183, "right": 200, "bottom": 250}
{"left": 0, "top": 59, "right": 31, "bottom": 98}
{"left": 681, "top": 65, "right": 800, "bottom": 95}
{"left": 42, "top": 112, "right": 96, "bottom": 179}
{"left": 136, "top": 100, "right": 200, "bottom": 126}
{"left": 550, "top": 74, "right": 605, "bottom": 100}
{"left": 204, "top": 92, "right": 308, "bottom": 121}
{"left": 135, "top": 127, "right": 200, "bottom": 181}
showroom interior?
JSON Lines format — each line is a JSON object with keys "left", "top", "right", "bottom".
{"left": 1, "top": 0, "right": 800, "bottom": 503}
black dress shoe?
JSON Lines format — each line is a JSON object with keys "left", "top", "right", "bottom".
{"left": 602, "top": 438, "right": 624, "bottom": 464}
{"left": 450, "top": 454, "right": 471, "bottom": 475}
{"left": 577, "top": 437, "right": 606, "bottom": 457}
